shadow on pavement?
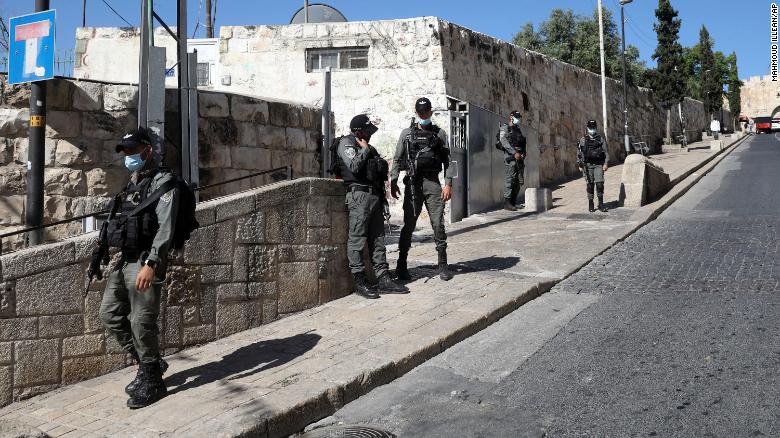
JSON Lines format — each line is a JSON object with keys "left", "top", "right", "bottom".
{"left": 165, "top": 332, "right": 322, "bottom": 395}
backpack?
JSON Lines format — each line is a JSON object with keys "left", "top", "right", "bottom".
{"left": 129, "top": 170, "right": 199, "bottom": 251}
{"left": 328, "top": 135, "right": 347, "bottom": 177}
{"left": 171, "top": 177, "right": 199, "bottom": 250}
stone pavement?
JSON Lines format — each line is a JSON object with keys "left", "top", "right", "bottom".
{"left": 0, "top": 136, "right": 747, "bottom": 438}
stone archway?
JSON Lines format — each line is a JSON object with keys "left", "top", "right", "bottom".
{"left": 772, "top": 105, "right": 780, "bottom": 119}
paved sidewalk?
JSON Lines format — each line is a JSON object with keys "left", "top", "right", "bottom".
{"left": 0, "top": 136, "right": 747, "bottom": 438}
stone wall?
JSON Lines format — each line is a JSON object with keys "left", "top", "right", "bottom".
{"left": 741, "top": 75, "right": 780, "bottom": 119}
{"left": 73, "top": 17, "right": 728, "bottom": 187}
{"left": 0, "top": 76, "right": 323, "bottom": 252}
{"left": 0, "top": 177, "right": 351, "bottom": 407}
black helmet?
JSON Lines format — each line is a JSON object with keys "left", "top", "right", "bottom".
{"left": 586, "top": 120, "right": 598, "bottom": 129}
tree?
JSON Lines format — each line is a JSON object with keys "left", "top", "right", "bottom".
{"left": 651, "top": 0, "right": 686, "bottom": 109}
{"left": 512, "top": 7, "right": 647, "bottom": 86}
{"left": 698, "top": 26, "right": 722, "bottom": 117}
{"left": 725, "top": 52, "right": 742, "bottom": 125}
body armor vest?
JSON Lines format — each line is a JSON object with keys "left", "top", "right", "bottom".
{"left": 337, "top": 136, "right": 387, "bottom": 187}
{"left": 583, "top": 135, "right": 606, "bottom": 163}
{"left": 406, "top": 126, "right": 443, "bottom": 174}
{"left": 106, "top": 175, "right": 159, "bottom": 254}
{"left": 507, "top": 126, "right": 526, "bottom": 154}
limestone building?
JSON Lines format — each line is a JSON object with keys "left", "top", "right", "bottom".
{"left": 75, "top": 17, "right": 719, "bottom": 220}
{"left": 740, "top": 75, "right": 780, "bottom": 119}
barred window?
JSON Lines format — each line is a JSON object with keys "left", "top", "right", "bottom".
{"left": 196, "top": 63, "right": 211, "bottom": 87}
{"left": 306, "top": 47, "right": 369, "bottom": 72}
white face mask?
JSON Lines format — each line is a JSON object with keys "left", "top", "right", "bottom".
{"left": 511, "top": 117, "right": 521, "bottom": 126}
{"left": 587, "top": 128, "right": 597, "bottom": 136}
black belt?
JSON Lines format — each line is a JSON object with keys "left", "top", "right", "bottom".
{"left": 349, "top": 185, "right": 375, "bottom": 194}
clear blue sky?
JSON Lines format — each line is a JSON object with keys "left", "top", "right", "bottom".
{"left": 2, "top": 0, "right": 772, "bottom": 80}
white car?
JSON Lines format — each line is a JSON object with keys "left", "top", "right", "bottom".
{"left": 772, "top": 118, "right": 780, "bottom": 131}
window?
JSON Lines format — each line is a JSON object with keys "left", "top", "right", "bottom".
{"left": 306, "top": 47, "right": 369, "bottom": 72}
{"left": 197, "top": 62, "right": 211, "bottom": 87}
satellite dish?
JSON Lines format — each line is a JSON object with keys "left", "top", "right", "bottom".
{"left": 290, "top": 3, "right": 348, "bottom": 24}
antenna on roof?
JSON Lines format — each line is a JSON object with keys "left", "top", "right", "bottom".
{"left": 290, "top": 3, "right": 347, "bottom": 24}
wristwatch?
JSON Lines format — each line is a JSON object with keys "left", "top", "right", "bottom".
{"left": 143, "top": 259, "right": 158, "bottom": 269}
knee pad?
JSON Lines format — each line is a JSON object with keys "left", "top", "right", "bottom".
{"left": 596, "top": 182, "right": 604, "bottom": 193}
{"left": 586, "top": 183, "right": 595, "bottom": 194}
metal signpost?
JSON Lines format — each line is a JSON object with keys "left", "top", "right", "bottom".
{"left": 10, "top": 6, "right": 55, "bottom": 246}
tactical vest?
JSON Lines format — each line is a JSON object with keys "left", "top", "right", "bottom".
{"left": 406, "top": 126, "right": 443, "bottom": 174}
{"left": 105, "top": 175, "right": 159, "bottom": 254}
{"left": 583, "top": 135, "right": 606, "bottom": 163}
{"left": 507, "top": 126, "right": 526, "bottom": 154}
{"left": 337, "top": 136, "right": 387, "bottom": 187}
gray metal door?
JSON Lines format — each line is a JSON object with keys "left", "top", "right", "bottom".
{"left": 449, "top": 108, "right": 468, "bottom": 223}
{"left": 467, "top": 104, "right": 505, "bottom": 216}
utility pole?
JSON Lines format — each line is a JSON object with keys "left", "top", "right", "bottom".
{"left": 26, "top": 0, "right": 50, "bottom": 246}
{"left": 597, "top": 0, "right": 609, "bottom": 144}
{"left": 205, "top": 0, "right": 213, "bottom": 38}
{"left": 304, "top": 0, "right": 309, "bottom": 23}
{"left": 82, "top": 0, "right": 87, "bottom": 27}
{"left": 619, "top": 0, "right": 633, "bottom": 155}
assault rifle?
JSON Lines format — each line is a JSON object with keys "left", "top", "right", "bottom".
{"left": 404, "top": 117, "right": 420, "bottom": 217}
{"left": 85, "top": 194, "right": 121, "bottom": 296}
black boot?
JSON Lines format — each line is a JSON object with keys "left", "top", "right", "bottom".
{"left": 376, "top": 272, "right": 409, "bottom": 294}
{"left": 353, "top": 273, "right": 379, "bottom": 299}
{"left": 126, "top": 362, "right": 168, "bottom": 409}
{"left": 503, "top": 199, "right": 517, "bottom": 211}
{"left": 395, "top": 249, "right": 412, "bottom": 281}
{"left": 598, "top": 196, "right": 608, "bottom": 212}
{"left": 588, "top": 199, "right": 596, "bottom": 213}
{"left": 125, "top": 353, "right": 169, "bottom": 396}
{"left": 438, "top": 249, "right": 453, "bottom": 281}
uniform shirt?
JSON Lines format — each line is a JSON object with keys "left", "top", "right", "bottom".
{"left": 390, "top": 125, "right": 453, "bottom": 186}
{"left": 577, "top": 133, "right": 610, "bottom": 166}
{"left": 130, "top": 161, "right": 179, "bottom": 272}
{"left": 337, "top": 134, "right": 380, "bottom": 185}
{"left": 499, "top": 124, "right": 527, "bottom": 157}
{"left": 710, "top": 119, "right": 721, "bottom": 133}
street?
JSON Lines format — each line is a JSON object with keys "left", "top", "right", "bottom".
{"left": 308, "top": 133, "right": 780, "bottom": 437}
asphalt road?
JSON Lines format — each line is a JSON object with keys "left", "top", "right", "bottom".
{"left": 307, "top": 134, "right": 780, "bottom": 438}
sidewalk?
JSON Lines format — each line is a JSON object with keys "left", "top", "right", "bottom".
{"left": 0, "top": 136, "right": 747, "bottom": 438}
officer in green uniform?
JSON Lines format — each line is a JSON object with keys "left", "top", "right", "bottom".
{"left": 391, "top": 97, "right": 454, "bottom": 281}
{"left": 498, "top": 110, "right": 527, "bottom": 211}
{"left": 338, "top": 114, "right": 407, "bottom": 298}
{"left": 577, "top": 120, "right": 610, "bottom": 213}
{"left": 98, "top": 128, "right": 178, "bottom": 408}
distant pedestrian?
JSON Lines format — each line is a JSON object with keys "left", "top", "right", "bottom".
{"left": 710, "top": 118, "right": 721, "bottom": 140}
{"left": 577, "top": 120, "right": 609, "bottom": 213}
{"left": 335, "top": 114, "right": 407, "bottom": 299}
{"left": 391, "top": 97, "right": 454, "bottom": 281}
{"left": 498, "top": 110, "right": 527, "bottom": 211}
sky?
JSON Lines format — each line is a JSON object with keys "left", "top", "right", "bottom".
{"left": 0, "top": 0, "right": 773, "bottom": 80}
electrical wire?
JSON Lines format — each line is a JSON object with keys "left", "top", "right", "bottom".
{"left": 192, "top": 0, "right": 203, "bottom": 39}
{"left": 101, "top": 0, "right": 133, "bottom": 27}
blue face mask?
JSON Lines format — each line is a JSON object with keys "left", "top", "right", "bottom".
{"left": 419, "top": 118, "right": 432, "bottom": 126}
{"left": 124, "top": 153, "right": 145, "bottom": 172}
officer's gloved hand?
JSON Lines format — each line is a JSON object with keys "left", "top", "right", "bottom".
{"left": 391, "top": 179, "right": 401, "bottom": 200}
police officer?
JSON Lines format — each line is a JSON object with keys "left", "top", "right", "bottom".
{"left": 338, "top": 115, "right": 407, "bottom": 299}
{"left": 499, "top": 110, "right": 527, "bottom": 211}
{"left": 577, "top": 120, "right": 609, "bottom": 213}
{"left": 98, "top": 128, "right": 177, "bottom": 408}
{"left": 391, "top": 97, "right": 454, "bottom": 281}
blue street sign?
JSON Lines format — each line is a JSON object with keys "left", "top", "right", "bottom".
{"left": 9, "top": 10, "right": 56, "bottom": 85}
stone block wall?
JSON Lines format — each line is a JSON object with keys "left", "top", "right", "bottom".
{"left": 0, "top": 177, "right": 351, "bottom": 407}
{"left": 741, "top": 75, "right": 780, "bottom": 119}
{"left": 0, "top": 75, "right": 324, "bottom": 252}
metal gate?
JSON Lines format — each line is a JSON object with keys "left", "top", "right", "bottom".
{"left": 449, "top": 105, "right": 468, "bottom": 223}
{"left": 448, "top": 100, "right": 540, "bottom": 222}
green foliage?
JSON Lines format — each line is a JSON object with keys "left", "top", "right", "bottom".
{"left": 698, "top": 26, "right": 723, "bottom": 115}
{"left": 651, "top": 0, "right": 686, "bottom": 109}
{"left": 725, "top": 52, "right": 742, "bottom": 118}
{"left": 512, "top": 7, "right": 647, "bottom": 87}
